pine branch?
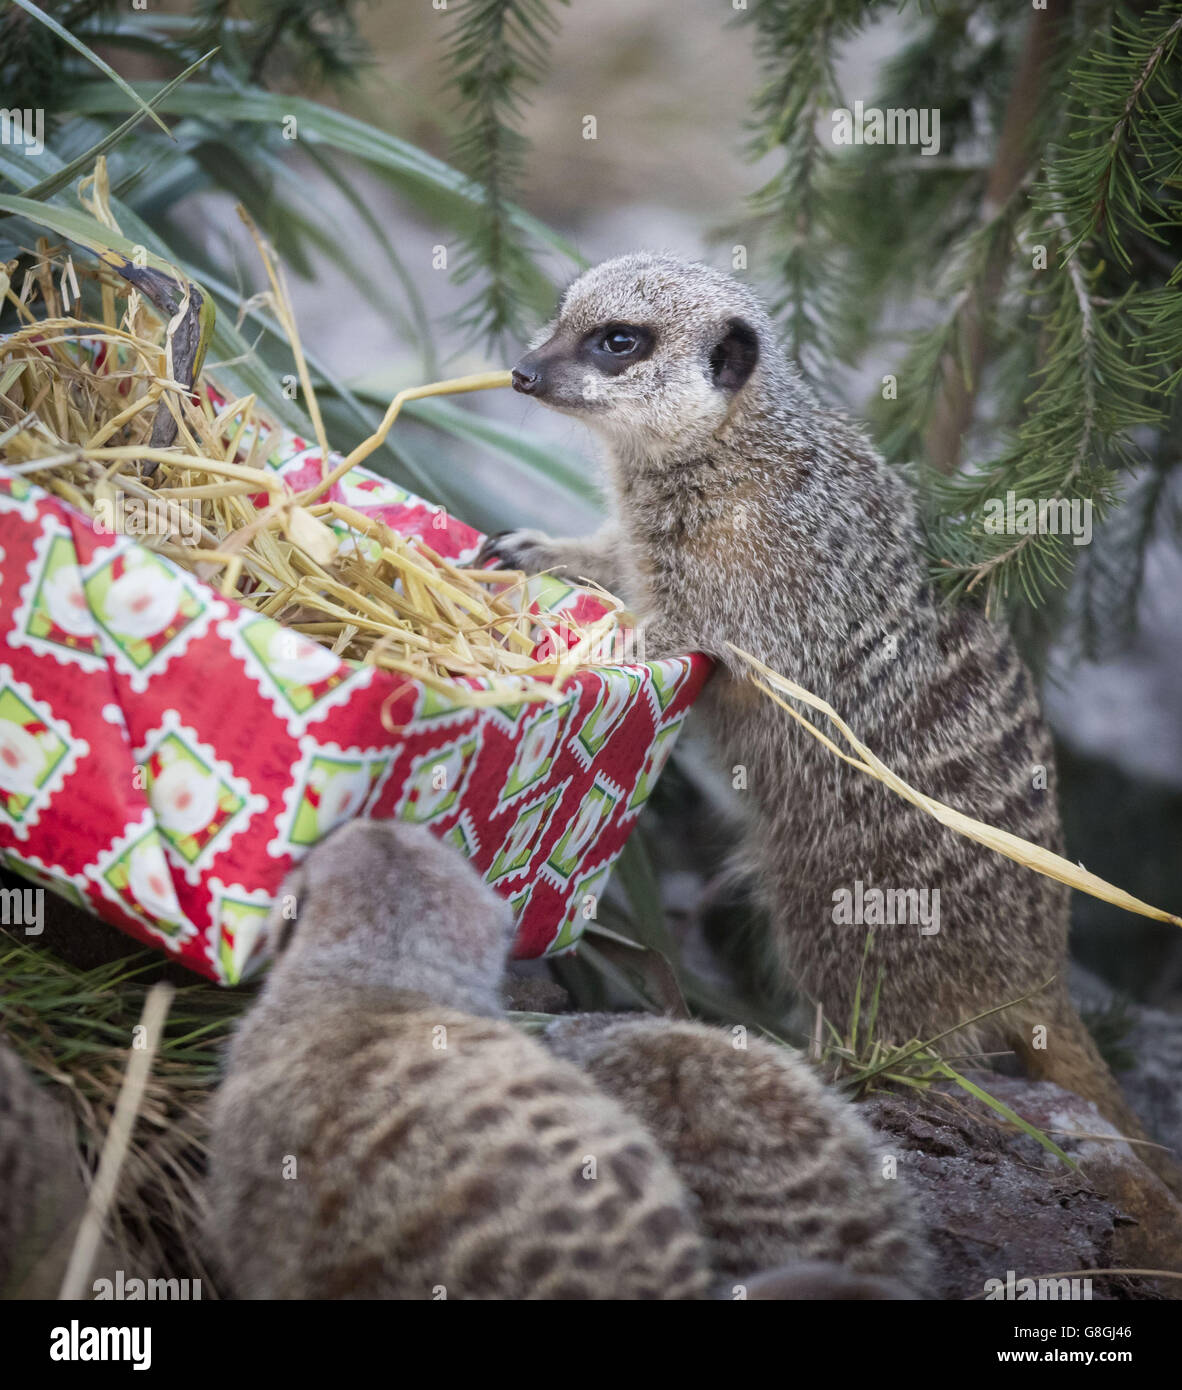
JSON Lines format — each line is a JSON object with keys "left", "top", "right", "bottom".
{"left": 927, "top": 211, "right": 1159, "bottom": 610}
{"left": 873, "top": 3, "right": 1182, "bottom": 621}
{"left": 832, "top": 5, "right": 1019, "bottom": 387}
{"left": 1074, "top": 391, "right": 1182, "bottom": 658}
{"left": 745, "top": 0, "right": 875, "bottom": 384}
{"left": 443, "top": 0, "right": 566, "bottom": 349}
{"left": 922, "top": 0, "right": 1070, "bottom": 474}
{"left": 876, "top": 204, "right": 1019, "bottom": 469}
{"left": 1048, "top": 3, "right": 1182, "bottom": 271}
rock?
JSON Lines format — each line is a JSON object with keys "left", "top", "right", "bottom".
{"left": 862, "top": 1076, "right": 1182, "bottom": 1301}
{"left": 1070, "top": 962, "right": 1182, "bottom": 1164}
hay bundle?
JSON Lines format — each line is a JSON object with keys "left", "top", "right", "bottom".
{"left": 0, "top": 232, "right": 625, "bottom": 717}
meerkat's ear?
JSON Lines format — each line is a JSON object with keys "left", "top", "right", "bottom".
{"left": 709, "top": 318, "right": 760, "bottom": 392}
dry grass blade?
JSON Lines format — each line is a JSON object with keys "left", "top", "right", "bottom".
{"left": 726, "top": 641, "right": 1182, "bottom": 928}
{"left": 1, "top": 934, "right": 245, "bottom": 1291}
{"left": 58, "top": 982, "right": 174, "bottom": 1299}
{"left": 0, "top": 217, "right": 629, "bottom": 712}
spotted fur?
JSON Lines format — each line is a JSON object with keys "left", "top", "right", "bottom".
{"left": 546, "top": 1014, "right": 930, "bottom": 1296}
{"left": 206, "top": 820, "right": 710, "bottom": 1299}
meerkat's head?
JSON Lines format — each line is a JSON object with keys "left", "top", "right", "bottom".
{"left": 512, "top": 253, "right": 777, "bottom": 455}
{"left": 266, "top": 819, "right": 515, "bottom": 1015}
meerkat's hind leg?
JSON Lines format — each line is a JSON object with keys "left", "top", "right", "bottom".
{"left": 1007, "top": 989, "right": 1182, "bottom": 1194}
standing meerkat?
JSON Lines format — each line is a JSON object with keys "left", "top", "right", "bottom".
{"left": 483, "top": 252, "right": 1166, "bottom": 1172}
{"left": 206, "top": 818, "right": 711, "bottom": 1300}
{"left": 545, "top": 1013, "right": 930, "bottom": 1297}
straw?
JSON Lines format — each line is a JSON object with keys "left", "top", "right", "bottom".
{"left": 0, "top": 228, "right": 627, "bottom": 710}
{"left": 726, "top": 641, "right": 1182, "bottom": 928}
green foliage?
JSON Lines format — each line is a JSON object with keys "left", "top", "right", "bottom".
{"left": 816, "top": 943, "right": 1075, "bottom": 1166}
{"left": 810, "top": 1, "right": 1182, "bottom": 629}
{"left": 1, "top": 0, "right": 369, "bottom": 110}
{"left": 0, "top": 930, "right": 244, "bottom": 1282}
{"left": 0, "top": 1, "right": 585, "bottom": 524}
{"left": 1050, "top": 6, "right": 1182, "bottom": 272}
{"left": 443, "top": 0, "right": 571, "bottom": 347}
{"left": 744, "top": 0, "right": 878, "bottom": 384}
{"left": 1080, "top": 995, "right": 1139, "bottom": 1074}
{"left": 921, "top": 215, "right": 1147, "bottom": 609}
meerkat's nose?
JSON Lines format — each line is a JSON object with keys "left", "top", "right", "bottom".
{"left": 511, "top": 363, "right": 541, "bottom": 395}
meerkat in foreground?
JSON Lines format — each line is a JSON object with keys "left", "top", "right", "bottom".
{"left": 546, "top": 1014, "right": 930, "bottom": 1297}
{"left": 0, "top": 1041, "right": 90, "bottom": 1298}
{"left": 206, "top": 818, "right": 712, "bottom": 1300}
{"left": 483, "top": 252, "right": 1166, "bottom": 1174}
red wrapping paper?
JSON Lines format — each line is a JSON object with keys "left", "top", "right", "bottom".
{"left": 0, "top": 415, "right": 709, "bottom": 983}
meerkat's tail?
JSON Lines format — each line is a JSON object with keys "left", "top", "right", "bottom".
{"left": 1007, "top": 992, "right": 1181, "bottom": 1195}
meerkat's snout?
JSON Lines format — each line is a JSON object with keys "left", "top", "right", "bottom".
{"left": 509, "top": 336, "right": 568, "bottom": 405}
{"left": 510, "top": 362, "right": 541, "bottom": 395}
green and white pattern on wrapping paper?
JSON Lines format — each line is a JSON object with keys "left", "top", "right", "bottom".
{"left": 551, "top": 859, "right": 616, "bottom": 952}
{"left": 546, "top": 777, "right": 621, "bottom": 882}
{"left": 573, "top": 667, "right": 643, "bottom": 761}
{"left": 19, "top": 530, "right": 103, "bottom": 662}
{"left": 398, "top": 730, "right": 480, "bottom": 824}
{"left": 84, "top": 550, "right": 206, "bottom": 670}
{"left": 485, "top": 783, "right": 566, "bottom": 884}
{"left": 141, "top": 731, "right": 248, "bottom": 866}
{"left": 0, "top": 684, "right": 72, "bottom": 828}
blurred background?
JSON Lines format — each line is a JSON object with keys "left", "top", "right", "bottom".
{"left": 2, "top": 0, "right": 1180, "bottom": 1023}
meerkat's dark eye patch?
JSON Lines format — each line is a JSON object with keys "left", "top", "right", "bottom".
{"left": 710, "top": 318, "right": 760, "bottom": 392}
{"left": 582, "top": 323, "right": 655, "bottom": 375}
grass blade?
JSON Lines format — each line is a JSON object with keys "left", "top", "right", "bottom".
{"left": 11, "top": 0, "right": 174, "bottom": 139}
{"left": 938, "top": 1063, "right": 1076, "bottom": 1168}
{"left": 19, "top": 51, "right": 219, "bottom": 206}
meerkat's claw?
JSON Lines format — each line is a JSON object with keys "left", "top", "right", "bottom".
{"left": 474, "top": 531, "right": 513, "bottom": 568}
{"left": 476, "top": 527, "right": 560, "bottom": 574}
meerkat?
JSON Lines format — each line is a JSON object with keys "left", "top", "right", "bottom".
{"left": 482, "top": 252, "right": 1169, "bottom": 1178}
{"left": 545, "top": 1014, "right": 930, "bottom": 1297}
{"left": 0, "top": 1041, "right": 90, "bottom": 1298}
{"left": 205, "top": 818, "right": 712, "bottom": 1300}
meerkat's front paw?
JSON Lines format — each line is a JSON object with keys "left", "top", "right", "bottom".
{"left": 476, "top": 528, "right": 562, "bottom": 574}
